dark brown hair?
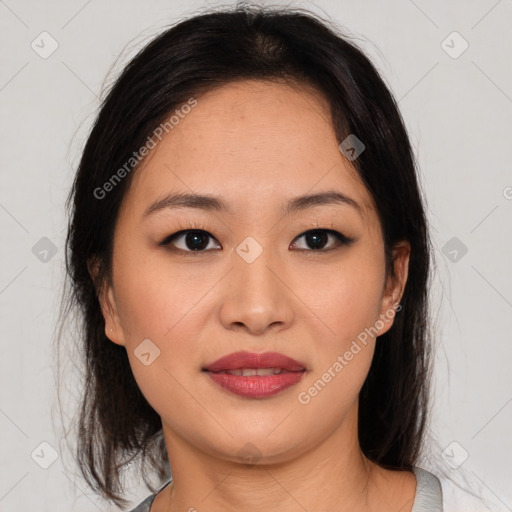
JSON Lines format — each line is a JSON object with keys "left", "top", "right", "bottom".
{"left": 60, "top": 4, "right": 434, "bottom": 507}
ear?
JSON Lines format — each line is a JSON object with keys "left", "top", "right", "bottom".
{"left": 376, "top": 241, "right": 410, "bottom": 337}
{"left": 87, "top": 256, "right": 126, "bottom": 347}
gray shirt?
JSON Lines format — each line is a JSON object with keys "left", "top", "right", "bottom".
{"left": 129, "top": 465, "right": 443, "bottom": 512}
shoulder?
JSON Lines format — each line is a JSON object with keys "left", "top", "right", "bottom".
{"left": 127, "top": 479, "right": 173, "bottom": 512}
{"left": 127, "top": 493, "right": 155, "bottom": 512}
{"left": 126, "top": 471, "right": 444, "bottom": 512}
{"left": 411, "top": 466, "right": 443, "bottom": 512}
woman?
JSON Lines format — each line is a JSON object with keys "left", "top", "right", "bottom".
{"left": 62, "top": 5, "right": 442, "bottom": 511}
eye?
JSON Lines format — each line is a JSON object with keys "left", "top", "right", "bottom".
{"left": 159, "top": 228, "right": 355, "bottom": 253}
{"left": 159, "top": 229, "right": 221, "bottom": 252}
{"left": 290, "top": 229, "right": 355, "bottom": 251}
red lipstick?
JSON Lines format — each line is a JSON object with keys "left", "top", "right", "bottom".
{"left": 203, "top": 351, "right": 306, "bottom": 399}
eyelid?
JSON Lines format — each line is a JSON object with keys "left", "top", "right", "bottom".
{"left": 157, "top": 219, "right": 219, "bottom": 247}
{"left": 160, "top": 229, "right": 220, "bottom": 251}
{"left": 290, "top": 229, "right": 355, "bottom": 251}
{"left": 158, "top": 226, "right": 356, "bottom": 253}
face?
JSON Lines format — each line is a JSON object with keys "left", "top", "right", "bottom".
{"left": 95, "top": 79, "right": 409, "bottom": 464}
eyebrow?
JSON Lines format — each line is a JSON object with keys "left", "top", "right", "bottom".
{"left": 143, "top": 190, "right": 363, "bottom": 218}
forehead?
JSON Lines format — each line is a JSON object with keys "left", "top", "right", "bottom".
{"left": 123, "top": 80, "right": 375, "bottom": 220}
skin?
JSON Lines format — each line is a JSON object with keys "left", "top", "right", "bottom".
{"left": 94, "top": 79, "right": 414, "bottom": 511}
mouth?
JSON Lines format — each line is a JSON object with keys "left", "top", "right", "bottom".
{"left": 202, "top": 351, "right": 306, "bottom": 399}
{"left": 210, "top": 367, "right": 294, "bottom": 376}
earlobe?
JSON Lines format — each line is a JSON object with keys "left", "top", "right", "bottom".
{"left": 87, "top": 256, "right": 126, "bottom": 347}
{"left": 389, "top": 241, "right": 410, "bottom": 305}
{"left": 99, "top": 284, "right": 126, "bottom": 347}
{"left": 377, "top": 241, "right": 411, "bottom": 336}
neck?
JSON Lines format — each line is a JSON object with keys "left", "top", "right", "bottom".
{"left": 153, "top": 407, "right": 414, "bottom": 512}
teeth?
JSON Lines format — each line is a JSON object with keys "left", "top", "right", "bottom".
{"left": 224, "top": 368, "right": 283, "bottom": 376}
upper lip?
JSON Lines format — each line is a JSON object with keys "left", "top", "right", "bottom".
{"left": 203, "top": 351, "right": 306, "bottom": 372}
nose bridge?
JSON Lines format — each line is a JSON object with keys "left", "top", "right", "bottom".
{"left": 235, "top": 236, "right": 279, "bottom": 295}
{"left": 220, "top": 235, "right": 293, "bottom": 333}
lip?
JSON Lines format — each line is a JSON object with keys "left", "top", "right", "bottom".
{"left": 203, "top": 351, "right": 306, "bottom": 399}
{"left": 203, "top": 351, "right": 306, "bottom": 372}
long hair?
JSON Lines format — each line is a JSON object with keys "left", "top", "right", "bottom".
{"left": 60, "top": 4, "right": 434, "bottom": 507}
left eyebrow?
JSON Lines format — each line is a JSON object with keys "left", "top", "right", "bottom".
{"left": 285, "top": 191, "right": 362, "bottom": 216}
{"left": 143, "top": 190, "right": 363, "bottom": 218}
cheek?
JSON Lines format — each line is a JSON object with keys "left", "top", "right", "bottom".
{"left": 332, "top": 276, "right": 383, "bottom": 342}
{"left": 308, "top": 253, "right": 385, "bottom": 343}
{"left": 300, "top": 252, "right": 384, "bottom": 397}
{"left": 112, "top": 255, "right": 211, "bottom": 395}
{"left": 114, "top": 268, "right": 199, "bottom": 421}
{"left": 295, "top": 272, "right": 382, "bottom": 422}
{"left": 114, "top": 253, "right": 207, "bottom": 342}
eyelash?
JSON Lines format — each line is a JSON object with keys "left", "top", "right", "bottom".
{"left": 157, "top": 221, "right": 356, "bottom": 255}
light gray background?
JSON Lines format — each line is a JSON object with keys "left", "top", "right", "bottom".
{"left": 0, "top": 0, "right": 511, "bottom": 511}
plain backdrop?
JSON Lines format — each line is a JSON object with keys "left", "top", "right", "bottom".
{"left": 0, "top": 0, "right": 511, "bottom": 511}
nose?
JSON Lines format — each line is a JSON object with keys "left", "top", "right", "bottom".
{"left": 219, "top": 244, "right": 295, "bottom": 335}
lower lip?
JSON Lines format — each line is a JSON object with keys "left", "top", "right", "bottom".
{"left": 204, "top": 371, "right": 305, "bottom": 399}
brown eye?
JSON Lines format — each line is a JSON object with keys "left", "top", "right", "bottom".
{"left": 160, "top": 230, "right": 221, "bottom": 252}
{"left": 291, "top": 229, "right": 355, "bottom": 251}
{"left": 159, "top": 228, "right": 355, "bottom": 254}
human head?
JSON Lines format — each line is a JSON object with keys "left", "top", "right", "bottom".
{"left": 63, "top": 4, "right": 432, "bottom": 506}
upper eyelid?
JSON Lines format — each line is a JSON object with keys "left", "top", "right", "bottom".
{"left": 166, "top": 227, "right": 341, "bottom": 240}
{"left": 162, "top": 228, "right": 353, "bottom": 249}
